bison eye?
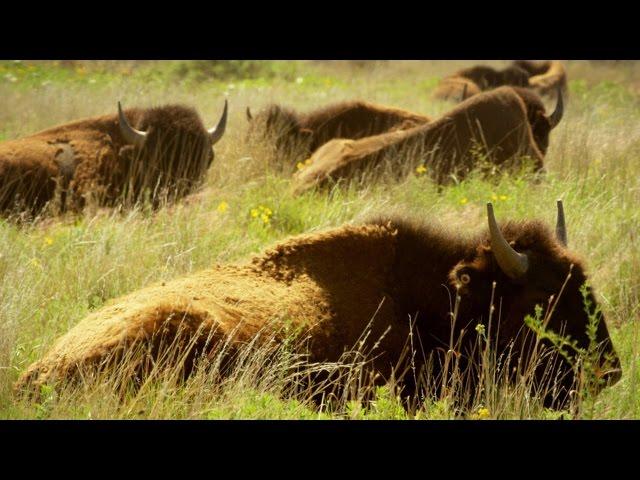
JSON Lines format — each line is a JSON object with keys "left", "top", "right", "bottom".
{"left": 460, "top": 273, "right": 471, "bottom": 285}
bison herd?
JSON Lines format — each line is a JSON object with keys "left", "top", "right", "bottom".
{"left": 6, "top": 61, "right": 622, "bottom": 413}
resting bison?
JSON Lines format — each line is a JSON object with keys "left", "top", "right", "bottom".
{"left": 432, "top": 77, "right": 482, "bottom": 103}
{"left": 245, "top": 100, "right": 431, "bottom": 165}
{"left": 433, "top": 64, "right": 531, "bottom": 102}
{"left": 0, "top": 100, "right": 228, "bottom": 216}
{"left": 513, "top": 60, "right": 568, "bottom": 97}
{"left": 292, "top": 86, "right": 563, "bottom": 194}
{"left": 15, "top": 201, "right": 620, "bottom": 410}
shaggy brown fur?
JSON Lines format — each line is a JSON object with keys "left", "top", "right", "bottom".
{"left": 15, "top": 213, "right": 620, "bottom": 408}
{"left": 433, "top": 64, "right": 531, "bottom": 102}
{"left": 454, "top": 65, "right": 532, "bottom": 91}
{"left": 432, "top": 77, "right": 482, "bottom": 102}
{"left": 512, "top": 86, "right": 558, "bottom": 155}
{"left": 292, "top": 87, "right": 557, "bottom": 194}
{"left": 246, "top": 100, "right": 432, "bottom": 164}
{"left": 513, "top": 60, "right": 568, "bottom": 97}
{"left": 0, "top": 104, "right": 222, "bottom": 217}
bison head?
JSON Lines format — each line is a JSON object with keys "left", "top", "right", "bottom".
{"left": 513, "top": 86, "right": 564, "bottom": 155}
{"left": 457, "top": 65, "right": 530, "bottom": 90}
{"left": 117, "top": 100, "right": 227, "bottom": 204}
{"left": 500, "top": 65, "right": 531, "bottom": 88}
{"left": 449, "top": 201, "right": 620, "bottom": 408}
{"left": 245, "top": 104, "right": 313, "bottom": 159}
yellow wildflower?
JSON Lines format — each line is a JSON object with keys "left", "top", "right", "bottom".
{"left": 415, "top": 165, "right": 427, "bottom": 175}
{"left": 499, "top": 195, "right": 508, "bottom": 201}
{"left": 43, "top": 237, "right": 54, "bottom": 246}
{"left": 250, "top": 205, "right": 274, "bottom": 226}
{"left": 491, "top": 193, "right": 498, "bottom": 201}
{"left": 216, "top": 201, "right": 229, "bottom": 213}
{"left": 296, "top": 162, "right": 306, "bottom": 170}
{"left": 460, "top": 197, "right": 468, "bottom": 205}
{"left": 477, "top": 407, "right": 490, "bottom": 419}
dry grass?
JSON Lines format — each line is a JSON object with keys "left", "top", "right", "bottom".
{"left": 0, "top": 60, "right": 638, "bottom": 419}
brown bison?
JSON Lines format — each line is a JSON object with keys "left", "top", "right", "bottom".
{"left": 245, "top": 100, "right": 431, "bottom": 165}
{"left": 0, "top": 100, "right": 228, "bottom": 216}
{"left": 513, "top": 60, "right": 568, "bottom": 97}
{"left": 15, "top": 201, "right": 620, "bottom": 410}
{"left": 432, "top": 77, "right": 482, "bottom": 103}
{"left": 292, "top": 86, "right": 563, "bottom": 194}
{"left": 433, "top": 64, "right": 531, "bottom": 102}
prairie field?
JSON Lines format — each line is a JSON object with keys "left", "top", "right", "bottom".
{"left": 0, "top": 60, "right": 638, "bottom": 419}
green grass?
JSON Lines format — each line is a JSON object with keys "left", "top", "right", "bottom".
{"left": 0, "top": 60, "right": 639, "bottom": 419}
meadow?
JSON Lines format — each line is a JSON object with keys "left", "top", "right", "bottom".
{"left": 0, "top": 60, "right": 638, "bottom": 419}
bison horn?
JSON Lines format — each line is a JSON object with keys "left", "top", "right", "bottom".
{"left": 487, "top": 203, "right": 529, "bottom": 279}
{"left": 246, "top": 106, "right": 253, "bottom": 121}
{"left": 556, "top": 199, "right": 568, "bottom": 246}
{"left": 118, "top": 101, "right": 148, "bottom": 149}
{"left": 548, "top": 85, "right": 564, "bottom": 129}
{"left": 208, "top": 99, "right": 228, "bottom": 145}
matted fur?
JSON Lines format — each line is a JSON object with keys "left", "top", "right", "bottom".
{"left": 291, "top": 87, "right": 554, "bottom": 194}
{"left": 433, "top": 64, "right": 531, "bottom": 102}
{"left": 15, "top": 214, "right": 620, "bottom": 407}
{"left": 0, "top": 104, "right": 221, "bottom": 216}
{"left": 246, "top": 100, "right": 432, "bottom": 164}
{"left": 432, "top": 77, "right": 483, "bottom": 102}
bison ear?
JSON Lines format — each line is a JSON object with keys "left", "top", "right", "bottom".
{"left": 117, "top": 145, "right": 136, "bottom": 162}
{"left": 527, "top": 106, "right": 545, "bottom": 127}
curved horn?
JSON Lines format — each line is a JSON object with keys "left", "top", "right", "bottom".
{"left": 208, "top": 99, "right": 228, "bottom": 145}
{"left": 118, "top": 101, "right": 147, "bottom": 149}
{"left": 246, "top": 106, "right": 253, "bottom": 121}
{"left": 487, "top": 203, "right": 529, "bottom": 279}
{"left": 548, "top": 85, "right": 564, "bottom": 129}
{"left": 461, "top": 83, "right": 468, "bottom": 101}
{"left": 556, "top": 199, "right": 568, "bottom": 246}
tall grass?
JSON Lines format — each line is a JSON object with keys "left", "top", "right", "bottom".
{"left": 0, "top": 61, "right": 639, "bottom": 419}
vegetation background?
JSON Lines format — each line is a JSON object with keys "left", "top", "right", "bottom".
{"left": 0, "top": 60, "right": 638, "bottom": 419}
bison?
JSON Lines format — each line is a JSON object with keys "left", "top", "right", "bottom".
{"left": 15, "top": 201, "right": 620, "bottom": 410}
{"left": 513, "top": 60, "right": 568, "bottom": 97}
{"left": 292, "top": 86, "right": 563, "bottom": 194}
{"left": 0, "top": 100, "right": 228, "bottom": 216}
{"left": 245, "top": 100, "right": 432, "bottom": 166}
{"left": 433, "top": 64, "right": 531, "bottom": 102}
{"left": 432, "top": 77, "right": 482, "bottom": 103}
